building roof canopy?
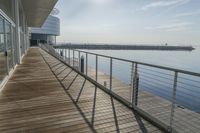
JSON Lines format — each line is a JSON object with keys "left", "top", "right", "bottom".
{"left": 21, "top": 0, "right": 58, "bottom": 27}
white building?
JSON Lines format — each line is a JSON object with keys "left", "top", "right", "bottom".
{"left": 30, "top": 10, "right": 60, "bottom": 46}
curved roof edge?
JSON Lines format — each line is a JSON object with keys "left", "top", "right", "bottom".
{"left": 31, "top": 15, "right": 60, "bottom": 36}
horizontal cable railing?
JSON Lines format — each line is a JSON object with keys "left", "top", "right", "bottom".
{"left": 40, "top": 44, "right": 200, "bottom": 133}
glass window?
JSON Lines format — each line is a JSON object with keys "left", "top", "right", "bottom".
{"left": 20, "top": 31, "right": 24, "bottom": 55}
{"left": 0, "top": 16, "right": 6, "bottom": 83}
{"left": 5, "top": 20, "right": 13, "bottom": 70}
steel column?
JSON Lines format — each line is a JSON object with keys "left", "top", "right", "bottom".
{"left": 73, "top": 49, "right": 75, "bottom": 67}
{"left": 169, "top": 71, "right": 178, "bottom": 132}
{"left": 96, "top": 55, "right": 98, "bottom": 81}
{"left": 79, "top": 51, "right": 81, "bottom": 71}
{"left": 86, "top": 53, "right": 88, "bottom": 75}
{"left": 132, "top": 63, "right": 138, "bottom": 107}
{"left": 68, "top": 49, "right": 70, "bottom": 65}
{"left": 110, "top": 58, "right": 113, "bottom": 91}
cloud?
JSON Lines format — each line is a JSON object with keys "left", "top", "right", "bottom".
{"left": 137, "top": 0, "right": 191, "bottom": 11}
{"left": 175, "top": 10, "right": 200, "bottom": 17}
{"left": 145, "top": 22, "right": 193, "bottom": 31}
{"left": 89, "top": 0, "right": 114, "bottom": 5}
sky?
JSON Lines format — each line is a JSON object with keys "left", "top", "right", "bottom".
{"left": 55, "top": 0, "right": 200, "bottom": 45}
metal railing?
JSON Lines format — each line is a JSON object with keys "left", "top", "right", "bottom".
{"left": 41, "top": 44, "right": 200, "bottom": 133}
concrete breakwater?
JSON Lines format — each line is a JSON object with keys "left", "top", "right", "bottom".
{"left": 54, "top": 44, "right": 195, "bottom": 51}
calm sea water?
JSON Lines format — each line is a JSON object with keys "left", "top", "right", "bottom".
{"left": 84, "top": 45, "right": 200, "bottom": 73}
{"left": 81, "top": 45, "right": 200, "bottom": 113}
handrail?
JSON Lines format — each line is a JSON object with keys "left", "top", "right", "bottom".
{"left": 42, "top": 44, "right": 200, "bottom": 133}
{"left": 62, "top": 48, "right": 200, "bottom": 77}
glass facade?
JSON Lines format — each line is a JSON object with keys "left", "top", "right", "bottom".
{"left": 0, "top": 10, "right": 16, "bottom": 84}
{"left": 0, "top": 16, "right": 6, "bottom": 84}
{"left": 30, "top": 34, "right": 56, "bottom": 46}
{"left": 5, "top": 20, "right": 13, "bottom": 71}
{"left": 0, "top": 0, "right": 56, "bottom": 87}
{"left": 0, "top": 0, "right": 28, "bottom": 85}
{"left": 0, "top": 15, "right": 15, "bottom": 84}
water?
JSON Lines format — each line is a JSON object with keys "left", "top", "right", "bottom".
{"left": 81, "top": 46, "right": 200, "bottom": 113}
{"left": 84, "top": 46, "right": 200, "bottom": 73}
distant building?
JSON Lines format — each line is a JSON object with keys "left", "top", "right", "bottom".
{"left": 30, "top": 9, "right": 60, "bottom": 46}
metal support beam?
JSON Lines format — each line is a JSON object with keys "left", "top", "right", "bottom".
{"left": 96, "top": 55, "right": 98, "bottom": 81}
{"left": 78, "top": 51, "right": 81, "bottom": 71}
{"left": 14, "top": 0, "right": 21, "bottom": 64}
{"left": 73, "top": 49, "right": 75, "bottom": 67}
{"left": 132, "top": 63, "right": 138, "bottom": 107}
{"left": 68, "top": 49, "right": 70, "bottom": 65}
{"left": 110, "top": 58, "right": 113, "bottom": 91}
{"left": 86, "top": 53, "right": 88, "bottom": 75}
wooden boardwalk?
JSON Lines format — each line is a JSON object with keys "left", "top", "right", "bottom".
{"left": 0, "top": 48, "right": 163, "bottom": 133}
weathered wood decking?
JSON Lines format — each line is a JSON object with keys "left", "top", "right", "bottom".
{"left": 0, "top": 48, "right": 163, "bottom": 133}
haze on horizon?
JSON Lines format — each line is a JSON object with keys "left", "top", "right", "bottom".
{"left": 55, "top": 0, "right": 200, "bottom": 46}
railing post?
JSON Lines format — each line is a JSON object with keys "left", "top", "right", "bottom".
{"left": 96, "top": 55, "right": 98, "bottom": 81}
{"left": 73, "top": 49, "right": 75, "bottom": 67}
{"left": 58, "top": 48, "right": 60, "bottom": 59}
{"left": 110, "top": 58, "right": 113, "bottom": 91}
{"left": 54, "top": 48, "right": 56, "bottom": 56}
{"left": 51, "top": 45, "right": 54, "bottom": 55}
{"left": 79, "top": 51, "right": 81, "bottom": 71}
{"left": 56, "top": 49, "right": 58, "bottom": 58}
{"left": 64, "top": 48, "right": 66, "bottom": 61}
{"left": 169, "top": 71, "right": 178, "bottom": 132}
{"left": 81, "top": 55, "right": 84, "bottom": 73}
{"left": 61, "top": 49, "right": 63, "bottom": 60}
{"left": 55, "top": 48, "right": 58, "bottom": 57}
{"left": 58, "top": 49, "right": 60, "bottom": 59}
{"left": 131, "top": 63, "right": 134, "bottom": 105}
{"left": 135, "top": 75, "right": 139, "bottom": 106}
{"left": 68, "top": 49, "right": 70, "bottom": 65}
{"left": 57, "top": 49, "right": 59, "bottom": 58}
{"left": 86, "top": 53, "right": 88, "bottom": 76}
{"left": 132, "top": 63, "right": 138, "bottom": 108}
{"left": 60, "top": 49, "right": 61, "bottom": 56}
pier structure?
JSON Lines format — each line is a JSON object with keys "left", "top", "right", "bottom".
{"left": 54, "top": 44, "right": 195, "bottom": 51}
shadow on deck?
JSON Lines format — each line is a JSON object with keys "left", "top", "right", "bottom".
{"left": 0, "top": 48, "right": 162, "bottom": 133}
